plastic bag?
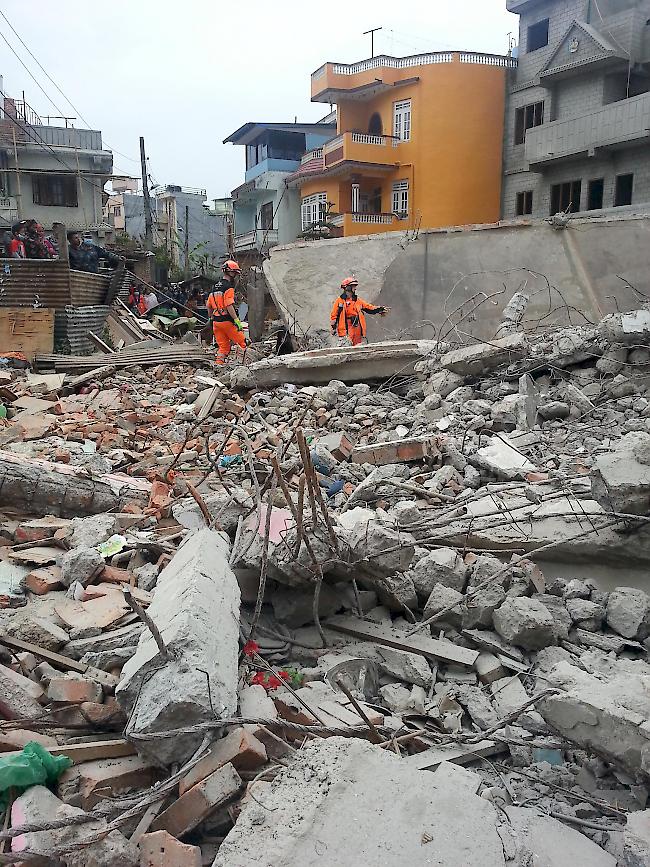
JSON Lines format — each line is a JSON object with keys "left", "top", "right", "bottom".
{"left": 0, "top": 742, "right": 72, "bottom": 809}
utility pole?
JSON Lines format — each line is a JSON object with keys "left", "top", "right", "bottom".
{"left": 139, "top": 136, "right": 153, "bottom": 250}
{"left": 184, "top": 205, "right": 189, "bottom": 278}
{"left": 363, "top": 26, "right": 382, "bottom": 58}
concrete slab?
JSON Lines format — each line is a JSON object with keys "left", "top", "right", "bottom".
{"left": 116, "top": 529, "right": 240, "bottom": 765}
{"left": 212, "top": 738, "right": 506, "bottom": 867}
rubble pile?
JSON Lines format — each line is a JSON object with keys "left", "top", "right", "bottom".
{"left": 1, "top": 308, "right": 650, "bottom": 865}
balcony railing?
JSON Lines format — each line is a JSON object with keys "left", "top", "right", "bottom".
{"left": 313, "top": 51, "right": 516, "bottom": 81}
{"left": 525, "top": 92, "right": 650, "bottom": 168}
{"left": 351, "top": 213, "right": 395, "bottom": 223}
{"left": 234, "top": 228, "right": 279, "bottom": 251}
{"left": 322, "top": 132, "right": 396, "bottom": 169}
{"left": 301, "top": 147, "right": 323, "bottom": 165}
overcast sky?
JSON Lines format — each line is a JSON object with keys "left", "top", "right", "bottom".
{"left": 1, "top": 0, "right": 518, "bottom": 201}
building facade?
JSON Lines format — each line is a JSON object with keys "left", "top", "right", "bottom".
{"left": 288, "top": 51, "right": 515, "bottom": 237}
{"left": 0, "top": 92, "right": 113, "bottom": 237}
{"left": 223, "top": 121, "right": 336, "bottom": 254}
{"left": 503, "top": 0, "right": 650, "bottom": 219}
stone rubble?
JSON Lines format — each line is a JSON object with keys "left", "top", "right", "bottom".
{"left": 1, "top": 307, "right": 650, "bottom": 864}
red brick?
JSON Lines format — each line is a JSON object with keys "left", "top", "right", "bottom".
{"left": 25, "top": 566, "right": 62, "bottom": 595}
{"left": 59, "top": 755, "right": 160, "bottom": 809}
{"left": 139, "top": 830, "right": 201, "bottom": 867}
{"left": 151, "top": 763, "right": 243, "bottom": 838}
{"left": 47, "top": 677, "right": 103, "bottom": 705}
{"left": 14, "top": 517, "right": 70, "bottom": 543}
{"left": 179, "top": 727, "right": 266, "bottom": 795}
{"left": 79, "top": 696, "right": 125, "bottom": 728}
{"left": 351, "top": 435, "right": 440, "bottom": 466}
{"left": 0, "top": 728, "right": 57, "bottom": 752}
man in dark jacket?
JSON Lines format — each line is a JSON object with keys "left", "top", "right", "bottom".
{"left": 67, "top": 231, "right": 120, "bottom": 273}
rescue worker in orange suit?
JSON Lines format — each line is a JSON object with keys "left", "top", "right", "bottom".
{"left": 207, "top": 260, "right": 247, "bottom": 364}
{"left": 330, "top": 277, "right": 390, "bottom": 346}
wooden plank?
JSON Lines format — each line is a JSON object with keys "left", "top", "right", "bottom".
{"left": 87, "top": 331, "right": 115, "bottom": 354}
{"left": 326, "top": 616, "right": 478, "bottom": 667}
{"left": 0, "top": 635, "right": 118, "bottom": 688}
{"left": 49, "top": 739, "right": 135, "bottom": 764}
{"left": 0, "top": 308, "right": 54, "bottom": 361}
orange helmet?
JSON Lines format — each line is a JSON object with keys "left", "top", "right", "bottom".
{"left": 223, "top": 259, "right": 241, "bottom": 273}
{"left": 340, "top": 277, "right": 359, "bottom": 290}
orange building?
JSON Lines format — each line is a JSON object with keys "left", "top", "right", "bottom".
{"left": 288, "top": 51, "right": 517, "bottom": 236}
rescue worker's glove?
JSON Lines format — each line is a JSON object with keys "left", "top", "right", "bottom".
{"left": 234, "top": 318, "right": 244, "bottom": 332}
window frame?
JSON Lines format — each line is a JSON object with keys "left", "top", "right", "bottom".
{"left": 514, "top": 101, "right": 544, "bottom": 146}
{"left": 393, "top": 99, "right": 412, "bottom": 143}
{"left": 301, "top": 192, "right": 327, "bottom": 231}
{"left": 32, "top": 174, "right": 78, "bottom": 208}
{"left": 614, "top": 173, "right": 634, "bottom": 207}
{"left": 587, "top": 178, "right": 605, "bottom": 211}
{"left": 527, "top": 18, "right": 549, "bottom": 53}
{"left": 550, "top": 179, "right": 582, "bottom": 215}
{"left": 259, "top": 201, "right": 274, "bottom": 231}
{"left": 516, "top": 190, "right": 534, "bottom": 216}
{"left": 392, "top": 179, "right": 409, "bottom": 218}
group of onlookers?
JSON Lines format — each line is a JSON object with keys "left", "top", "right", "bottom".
{"left": 3, "top": 220, "right": 57, "bottom": 259}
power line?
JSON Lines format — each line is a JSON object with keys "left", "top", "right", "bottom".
{"left": 0, "top": 8, "right": 139, "bottom": 163}
{"left": 0, "top": 29, "right": 68, "bottom": 119}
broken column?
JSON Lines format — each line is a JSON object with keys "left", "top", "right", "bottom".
{"left": 116, "top": 528, "right": 240, "bottom": 764}
{"left": 591, "top": 432, "right": 650, "bottom": 515}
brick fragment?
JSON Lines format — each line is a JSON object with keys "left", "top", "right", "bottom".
{"left": 151, "top": 763, "right": 243, "bottom": 838}
{"left": 47, "top": 677, "right": 103, "bottom": 705}
{"left": 0, "top": 664, "right": 45, "bottom": 719}
{"left": 179, "top": 727, "right": 266, "bottom": 795}
{"left": 139, "top": 830, "right": 202, "bottom": 867}
{"left": 25, "top": 566, "right": 62, "bottom": 594}
{"left": 351, "top": 435, "right": 440, "bottom": 466}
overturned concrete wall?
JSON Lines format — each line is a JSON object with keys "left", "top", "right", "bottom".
{"left": 264, "top": 214, "right": 650, "bottom": 342}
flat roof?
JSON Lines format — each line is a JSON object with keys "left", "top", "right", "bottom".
{"left": 223, "top": 121, "right": 337, "bottom": 146}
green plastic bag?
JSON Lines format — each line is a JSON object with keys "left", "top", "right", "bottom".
{"left": 0, "top": 742, "right": 72, "bottom": 809}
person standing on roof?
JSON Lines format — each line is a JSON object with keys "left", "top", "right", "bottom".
{"left": 206, "top": 260, "right": 246, "bottom": 365}
{"left": 330, "top": 277, "right": 390, "bottom": 346}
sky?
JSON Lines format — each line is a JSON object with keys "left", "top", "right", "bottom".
{"left": 0, "top": 0, "right": 518, "bottom": 202}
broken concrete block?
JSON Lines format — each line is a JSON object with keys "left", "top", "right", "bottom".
{"left": 64, "top": 622, "right": 143, "bottom": 660}
{"left": 151, "top": 762, "right": 243, "bottom": 838}
{"left": 270, "top": 583, "right": 341, "bottom": 628}
{"left": 377, "top": 646, "right": 433, "bottom": 688}
{"left": 423, "top": 583, "right": 465, "bottom": 630}
{"left": 504, "top": 805, "right": 616, "bottom": 866}
{"left": 410, "top": 547, "right": 468, "bottom": 598}
{"left": 351, "top": 434, "right": 439, "bottom": 466}
{"left": 179, "top": 727, "right": 267, "bottom": 795}
{"left": 606, "top": 587, "right": 650, "bottom": 641}
{"left": 212, "top": 737, "right": 507, "bottom": 867}
{"left": 599, "top": 309, "right": 650, "bottom": 345}
{"left": 347, "top": 518, "right": 415, "bottom": 578}
{"left": 11, "top": 784, "right": 138, "bottom": 867}
{"left": 425, "top": 369, "right": 465, "bottom": 398}
{"left": 0, "top": 612, "right": 68, "bottom": 650}
{"left": 373, "top": 571, "right": 418, "bottom": 613}
{"left": 60, "top": 546, "right": 105, "bottom": 588}
{"left": 565, "top": 598, "right": 605, "bottom": 631}
{"left": 441, "top": 333, "right": 528, "bottom": 377}
{"left": 379, "top": 683, "right": 425, "bottom": 714}
{"left": 474, "top": 434, "right": 535, "bottom": 481}
{"left": 47, "top": 676, "right": 103, "bottom": 705}
{"left": 139, "top": 831, "right": 202, "bottom": 867}
{"left": 453, "top": 684, "right": 499, "bottom": 730}
{"left": 0, "top": 663, "right": 45, "bottom": 719}
{"left": 463, "top": 583, "right": 506, "bottom": 630}
{"left": 493, "top": 596, "right": 556, "bottom": 650}
{"left": 624, "top": 810, "right": 650, "bottom": 867}
{"left": 539, "top": 652, "right": 650, "bottom": 779}
{"left": 591, "top": 432, "right": 650, "bottom": 515}
{"left": 473, "top": 652, "right": 506, "bottom": 685}
{"left": 116, "top": 529, "right": 240, "bottom": 765}
{"left": 69, "top": 513, "right": 118, "bottom": 548}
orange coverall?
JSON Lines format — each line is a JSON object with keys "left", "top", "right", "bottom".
{"left": 206, "top": 281, "right": 245, "bottom": 364}
{"left": 330, "top": 294, "right": 385, "bottom": 346}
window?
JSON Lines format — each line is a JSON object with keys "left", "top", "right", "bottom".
{"left": 615, "top": 173, "right": 634, "bottom": 207}
{"left": 368, "top": 112, "right": 383, "bottom": 136}
{"left": 301, "top": 192, "right": 327, "bottom": 230}
{"left": 393, "top": 99, "right": 411, "bottom": 142}
{"left": 550, "top": 179, "right": 582, "bottom": 214}
{"left": 527, "top": 18, "right": 549, "bottom": 52}
{"left": 587, "top": 178, "right": 604, "bottom": 210}
{"left": 259, "top": 201, "right": 274, "bottom": 231}
{"left": 32, "top": 174, "right": 78, "bottom": 207}
{"left": 113, "top": 205, "right": 122, "bottom": 217}
{"left": 392, "top": 180, "right": 409, "bottom": 217}
{"left": 516, "top": 190, "right": 533, "bottom": 216}
{"left": 514, "top": 101, "right": 544, "bottom": 146}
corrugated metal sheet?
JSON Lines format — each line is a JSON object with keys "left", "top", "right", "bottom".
{"left": 54, "top": 305, "right": 110, "bottom": 355}
{"left": 0, "top": 259, "right": 71, "bottom": 308}
{"left": 0, "top": 260, "right": 110, "bottom": 308}
{"left": 69, "top": 271, "right": 109, "bottom": 306}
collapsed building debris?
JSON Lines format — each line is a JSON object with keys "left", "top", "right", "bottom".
{"left": 1, "top": 303, "right": 650, "bottom": 864}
